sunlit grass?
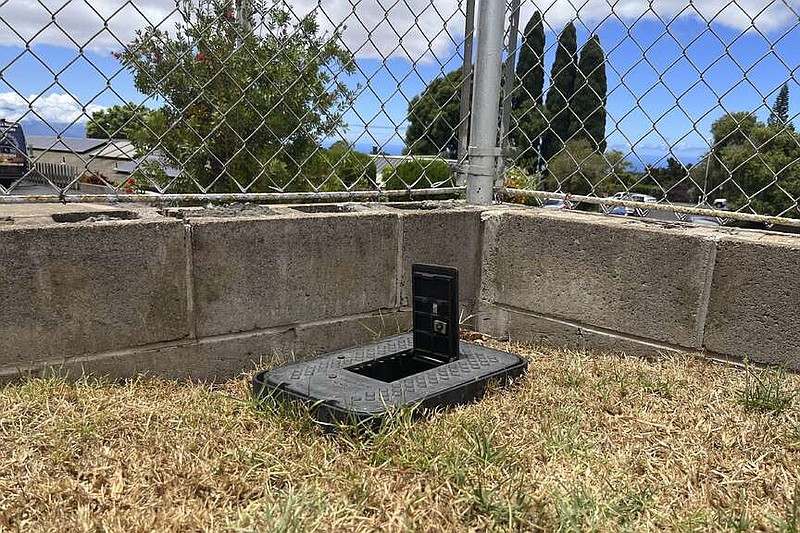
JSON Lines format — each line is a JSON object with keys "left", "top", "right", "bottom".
{"left": 1, "top": 340, "right": 800, "bottom": 531}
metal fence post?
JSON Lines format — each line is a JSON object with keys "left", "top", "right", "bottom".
{"left": 455, "top": 0, "right": 475, "bottom": 187}
{"left": 466, "top": 0, "right": 505, "bottom": 205}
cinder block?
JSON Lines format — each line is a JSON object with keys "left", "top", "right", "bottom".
{"left": 8, "top": 329, "right": 296, "bottom": 383}
{"left": 191, "top": 212, "right": 399, "bottom": 337}
{"left": 479, "top": 302, "right": 682, "bottom": 357}
{"left": 481, "top": 210, "right": 715, "bottom": 348}
{"left": 704, "top": 234, "right": 800, "bottom": 367}
{"left": 294, "top": 310, "right": 412, "bottom": 357}
{"left": 399, "top": 208, "right": 483, "bottom": 320}
{"left": 0, "top": 220, "right": 188, "bottom": 368}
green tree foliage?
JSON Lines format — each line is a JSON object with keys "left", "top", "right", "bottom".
{"left": 383, "top": 158, "right": 454, "bottom": 189}
{"left": 510, "top": 102, "right": 547, "bottom": 170}
{"left": 704, "top": 112, "right": 800, "bottom": 216}
{"left": 568, "top": 35, "right": 607, "bottom": 152}
{"left": 646, "top": 157, "right": 693, "bottom": 202}
{"left": 768, "top": 83, "right": 793, "bottom": 130}
{"left": 510, "top": 11, "right": 546, "bottom": 170}
{"left": 304, "top": 141, "right": 377, "bottom": 192}
{"left": 87, "top": 103, "right": 153, "bottom": 140}
{"left": 541, "top": 23, "right": 578, "bottom": 163}
{"left": 514, "top": 11, "right": 545, "bottom": 107}
{"left": 404, "top": 68, "right": 463, "bottom": 158}
{"left": 704, "top": 112, "right": 759, "bottom": 196}
{"left": 119, "top": 0, "right": 354, "bottom": 193}
{"left": 545, "top": 138, "right": 633, "bottom": 196}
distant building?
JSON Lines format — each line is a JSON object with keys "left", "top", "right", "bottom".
{"left": 26, "top": 136, "right": 137, "bottom": 184}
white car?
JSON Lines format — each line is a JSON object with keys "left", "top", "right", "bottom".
{"left": 541, "top": 198, "right": 572, "bottom": 210}
{"left": 608, "top": 192, "right": 657, "bottom": 216}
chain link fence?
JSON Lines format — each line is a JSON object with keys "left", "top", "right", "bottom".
{"left": 0, "top": 0, "right": 471, "bottom": 202}
{"left": 0, "top": 0, "right": 798, "bottom": 227}
{"left": 499, "top": 0, "right": 800, "bottom": 228}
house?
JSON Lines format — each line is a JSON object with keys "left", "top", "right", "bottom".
{"left": 26, "top": 136, "right": 137, "bottom": 184}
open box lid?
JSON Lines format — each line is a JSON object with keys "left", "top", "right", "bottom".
{"left": 411, "top": 264, "right": 460, "bottom": 364}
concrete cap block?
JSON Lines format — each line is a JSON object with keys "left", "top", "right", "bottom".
{"left": 294, "top": 310, "right": 412, "bottom": 358}
{"left": 479, "top": 302, "right": 684, "bottom": 357}
{"left": 399, "top": 208, "right": 484, "bottom": 318}
{"left": 190, "top": 211, "right": 399, "bottom": 337}
{"left": 0, "top": 219, "right": 189, "bottom": 367}
{"left": 481, "top": 210, "right": 715, "bottom": 348}
{"left": 704, "top": 233, "right": 800, "bottom": 367}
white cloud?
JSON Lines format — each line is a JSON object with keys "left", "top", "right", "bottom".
{"left": 530, "top": 0, "right": 800, "bottom": 35}
{"left": 0, "top": 91, "right": 105, "bottom": 123}
{"left": 0, "top": 0, "right": 797, "bottom": 62}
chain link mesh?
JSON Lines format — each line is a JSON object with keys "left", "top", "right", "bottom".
{"left": 0, "top": 0, "right": 798, "bottom": 225}
{"left": 0, "top": 0, "right": 469, "bottom": 201}
{"left": 502, "top": 0, "right": 800, "bottom": 226}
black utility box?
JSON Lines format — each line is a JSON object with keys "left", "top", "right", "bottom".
{"left": 252, "top": 264, "right": 527, "bottom": 425}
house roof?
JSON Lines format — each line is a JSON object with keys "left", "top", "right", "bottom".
{"left": 27, "top": 136, "right": 107, "bottom": 154}
{"left": 115, "top": 155, "right": 181, "bottom": 178}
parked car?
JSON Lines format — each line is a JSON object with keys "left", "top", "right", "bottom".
{"left": 0, "top": 119, "right": 29, "bottom": 187}
{"left": 541, "top": 198, "right": 572, "bottom": 210}
{"left": 607, "top": 192, "right": 657, "bottom": 216}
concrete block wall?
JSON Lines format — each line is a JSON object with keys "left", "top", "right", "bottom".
{"left": 0, "top": 204, "right": 483, "bottom": 381}
{"left": 477, "top": 209, "right": 800, "bottom": 368}
{"left": 1, "top": 202, "right": 798, "bottom": 381}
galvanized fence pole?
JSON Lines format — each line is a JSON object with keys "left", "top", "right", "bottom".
{"left": 456, "top": 0, "right": 475, "bottom": 187}
{"left": 466, "top": 0, "right": 506, "bottom": 205}
{"left": 499, "top": 0, "right": 521, "bottom": 169}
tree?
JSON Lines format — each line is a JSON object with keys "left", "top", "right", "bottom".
{"left": 647, "top": 157, "right": 693, "bottom": 202}
{"left": 383, "top": 158, "right": 454, "bottom": 189}
{"left": 404, "top": 68, "right": 463, "bottom": 158}
{"left": 86, "top": 103, "right": 152, "bottom": 140}
{"left": 703, "top": 112, "right": 800, "bottom": 217}
{"left": 303, "top": 142, "right": 377, "bottom": 192}
{"left": 568, "top": 35, "right": 607, "bottom": 152}
{"left": 119, "top": 0, "right": 354, "bottom": 193}
{"left": 545, "top": 138, "right": 633, "bottom": 196}
{"left": 768, "top": 83, "right": 793, "bottom": 130}
{"left": 514, "top": 11, "right": 545, "bottom": 107}
{"left": 541, "top": 23, "right": 578, "bottom": 163}
{"left": 510, "top": 11, "right": 546, "bottom": 169}
{"left": 510, "top": 102, "right": 547, "bottom": 170}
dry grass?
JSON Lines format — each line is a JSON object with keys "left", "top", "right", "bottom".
{"left": 2, "top": 342, "right": 800, "bottom": 532}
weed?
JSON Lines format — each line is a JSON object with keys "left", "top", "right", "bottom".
{"left": 739, "top": 364, "right": 794, "bottom": 414}
{"left": 639, "top": 373, "right": 673, "bottom": 398}
{"left": 612, "top": 489, "right": 650, "bottom": 524}
{"left": 462, "top": 423, "right": 508, "bottom": 468}
{"left": 554, "top": 485, "right": 603, "bottom": 532}
{"left": 539, "top": 407, "right": 586, "bottom": 457}
{"left": 470, "top": 479, "right": 537, "bottom": 531}
{"left": 235, "top": 486, "right": 325, "bottom": 533}
{"left": 722, "top": 507, "right": 752, "bottom": 532}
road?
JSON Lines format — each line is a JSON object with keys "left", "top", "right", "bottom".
{"left": 1, "top": 179, "right": 77, "bottom": 196}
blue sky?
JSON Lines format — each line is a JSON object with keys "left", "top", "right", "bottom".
{"left": 1, "top": 0, "right": 798, "bottom": 167}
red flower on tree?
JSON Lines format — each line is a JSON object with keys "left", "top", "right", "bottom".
{"left": 196, "top": 51, "right": 206, "bottom": 62}
{"left": 225, "top": 10, "right": 235, "bottom": 21}
{"left": 111, "top": 51, "right": 121, "bottom": 59}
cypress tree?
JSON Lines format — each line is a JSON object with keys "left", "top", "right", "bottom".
{"left": 541, "top": 22, "right": 578, "bottom": 162}
{"left": 569, "top": 35, "right": 607, "bottom": 151}
{"left": 768, "top": 83, "right": 792, "bottom": 130}
{"left": 514, "top": 11, "right": 545, "bottom": 107}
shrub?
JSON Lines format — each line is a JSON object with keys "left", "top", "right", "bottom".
{"left": 383, "top": 158, "right": 454, "bottom": 189}
{"left": 303, "top": 145, "right": 377, "bottom": 192}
